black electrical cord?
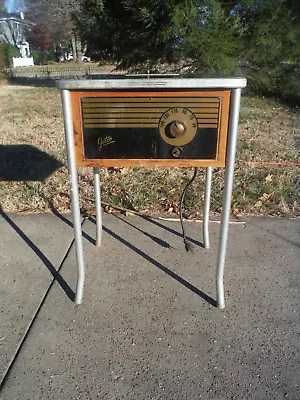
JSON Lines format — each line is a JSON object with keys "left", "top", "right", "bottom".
{"left": 180, "top": 167, "right": 198, "bottom": 252}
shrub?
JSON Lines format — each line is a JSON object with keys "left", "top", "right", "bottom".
{"left": 0, "top": 41, "right": 6, "bottom": 82}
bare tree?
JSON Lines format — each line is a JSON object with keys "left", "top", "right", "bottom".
{"left": 26, "top": 0, "right": 83, "bottom": 61}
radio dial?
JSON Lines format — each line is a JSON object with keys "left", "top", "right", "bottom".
{"left": 169, "top": 121, "right": 186, "bottom": 138}
{"left": 158, "top": 107, "right": 198, "bottom": 146}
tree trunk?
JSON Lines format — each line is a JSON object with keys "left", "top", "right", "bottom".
{"left": 71, "top": 34, "right": 77, "bottom": 62}
{"left": 75, "top": 36, "right": 83, "bottom": 63}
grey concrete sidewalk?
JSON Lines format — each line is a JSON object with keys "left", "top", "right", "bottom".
{"left": 0, "top": 212, "right": 299, "bottom": 399}
{"left": 0, "top": 212, "right": 75, "bottom": 384}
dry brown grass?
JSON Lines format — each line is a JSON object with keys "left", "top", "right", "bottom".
{"left": 0, "top": 84, "right": 299, "bottom": 217}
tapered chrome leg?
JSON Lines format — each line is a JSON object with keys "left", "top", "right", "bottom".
{"left": 93, "top": 167, "right": 102, "bottom": 247}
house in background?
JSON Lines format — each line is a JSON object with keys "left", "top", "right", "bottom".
{"left": 0, "top": 11, "right": 34, "bottom": 66}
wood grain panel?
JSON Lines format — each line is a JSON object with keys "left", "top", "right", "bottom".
{"left": 70, "top": 90, "right": 231, "bottom": 168}
{"left": 69, "top": 158, "right": 227, "bottom": 168}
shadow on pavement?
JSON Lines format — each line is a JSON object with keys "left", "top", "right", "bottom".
{"left": 38, "top": 202, "right": 215, "bottom": 307}
{"left": 0, "top": 207, "right": 75, "bottom": 301}
{"left": 247, "top": 218, "right": 300, "bottom": 249}
{"left": 113, "top": 214, "right": 172, "bottom": 249}
{"left": 102, "top": 194, "right": 204, "bottom": 248}
{"left": 89, "top": 217, "right": 216, "bottom": 307}
{"left": 46, "top": 202, "right": 96, "bottom": 246}
{"left": 141, "top": 215, "right": 205, "bottom": 248}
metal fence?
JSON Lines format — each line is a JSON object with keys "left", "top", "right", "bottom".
{"left": 6, "top": 65, "right": 125, "bottom": 80}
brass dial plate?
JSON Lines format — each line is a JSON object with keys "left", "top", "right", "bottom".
{"left": 159, "top": 107, "right": 198, "bottom": 146}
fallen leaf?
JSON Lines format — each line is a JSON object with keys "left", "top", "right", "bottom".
{"left": 108, "top": 167, "right": 121, "bottom": 174}
{"left": 259, "top": 191, "right": 274, "bottom": 201}
{"left": 255, "top": 200, "right": 263, "bottom": 207}
{"left": 104, "top": 205, "right": 113, "bottom": 213}
{"left": 125, "top": 211, "right": 135, "bottom": 217}
{"left": 171, "top": 203, "right": 179, "bottom": 213}
{"left": 81, "top": 174, "right": 91, "bottom": 182}
{"left": 265, "top": 174, "right": 273, "bottom": 182}
{"left": 231, "top": 208, "right": 242, "bottom": 217}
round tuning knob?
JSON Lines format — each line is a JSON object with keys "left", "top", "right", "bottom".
{"left": 169, "top": 120, "right": 186, "bottom": 138}
{"left": 159, "top": 108, "right": 197, "bottom": 146}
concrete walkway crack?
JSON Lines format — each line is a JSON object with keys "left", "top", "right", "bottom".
{"left": 0, "top": 218, "right": 85, "bottom": 391}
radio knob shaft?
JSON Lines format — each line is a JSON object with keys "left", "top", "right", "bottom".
{"left": 171, "top": 146, "right": 183, "bottom": 158}
{"left": 169, "top": 120, "right": 186, "bottom": 138}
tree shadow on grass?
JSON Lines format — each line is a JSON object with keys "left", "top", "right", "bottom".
{"left": 0, "top": 144, "right": 63, "bottom": 182}
{"left": 8, "top": 77, "right": 57, "bottom": 87}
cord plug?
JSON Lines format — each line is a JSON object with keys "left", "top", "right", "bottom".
{"left": 183, "top": 239, "right": 194, "bottom": 253}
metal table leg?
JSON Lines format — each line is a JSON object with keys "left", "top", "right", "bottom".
{"left": 203, "top": 167, "right": 212, "bottom": 249}
{"left": 216, "top": 88, "right": 242, "bottom": 309}
{"left": 93, "top": 167, "right": 102, "bottom": 247}
{"left": 62, "top": 89, "right": 85, "bottom": 305}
